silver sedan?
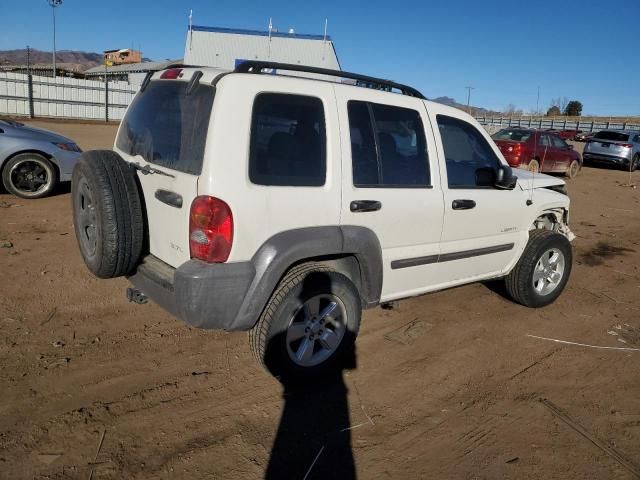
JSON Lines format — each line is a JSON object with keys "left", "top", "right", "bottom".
{"left": 0, "top": 119, "right": 82, "bottom": 198}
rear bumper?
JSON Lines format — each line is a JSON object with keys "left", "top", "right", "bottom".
{"left": 582, "top": 152, "right": 629, "bottom": 165}
{"left": 128, "top": 255, "right": 256, "bottom": 331}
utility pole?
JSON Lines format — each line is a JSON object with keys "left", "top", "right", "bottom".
{"left": 465, "top": 86, "right": 475, "bottom": 114}
{"left": 48, "top": 0, "right": 63, "bottom": 78}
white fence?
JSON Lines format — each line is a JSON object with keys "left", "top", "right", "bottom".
{"left": 475, "top": 116, "right": 640, "bottom": 133}
{"left": 0, "top": 72, "right": 139, "bottom": 121}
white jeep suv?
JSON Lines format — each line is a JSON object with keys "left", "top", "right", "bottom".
{"left": 72, "top": 62, "right": 574, "bottom": 379}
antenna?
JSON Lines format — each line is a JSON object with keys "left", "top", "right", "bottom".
{"left": 268, "top": 17, "right": 273, "bottom": 58}
{"left": 188, "top": 9, "right": 193, "bottom": 51}
{"left": 323, "top": 18, "right": 328, "bottom": 43}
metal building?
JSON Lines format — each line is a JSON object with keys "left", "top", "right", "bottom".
{"left": 183, "top": 25, "right": 340, "bottom": 71}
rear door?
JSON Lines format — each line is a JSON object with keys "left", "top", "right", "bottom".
{"left": 114, "top": 76, "right": 215, "bottom": 268}
{"left": 537, "top": 134, "right": 551, "bottom": 171}
{"left": 336, "top": 88, "right": 444, "bottom": 301}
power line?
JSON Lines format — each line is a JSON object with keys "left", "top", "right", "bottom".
{"left": 465, "top": 86, "right": 475, "bottom": 114}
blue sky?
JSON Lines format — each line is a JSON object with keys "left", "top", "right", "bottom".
{"left": 2, "top": 0, "right": 638, "bottom": 116}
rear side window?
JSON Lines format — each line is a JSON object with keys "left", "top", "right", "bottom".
{"left": 538, "top": 134, "right": 551, "bottom": 147}
{"left": 348, "top": 101, "right": 429, "bottom": 187}
{"left": 249, "top": 93, "right": 326, "bottom": 187}
{"left": 594, "top": 131, "right": 630, "bottom": 142}
{"left": 116, "top": 81, "right": 214, "bottom": 175}
{"left": 437, "top": 115, "right": 501, "bottom": 188}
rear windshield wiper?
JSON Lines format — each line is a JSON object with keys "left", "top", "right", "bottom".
{"left": 131, "top": 162, "right": 175, "bottom": 178}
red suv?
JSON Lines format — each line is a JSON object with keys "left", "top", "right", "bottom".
{"left": 492, "top": 128, "right": 582, "bottom": 178}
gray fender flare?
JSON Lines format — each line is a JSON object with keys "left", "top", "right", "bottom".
{"left": 231, "top": 226, "right": 383, "bottom": 330}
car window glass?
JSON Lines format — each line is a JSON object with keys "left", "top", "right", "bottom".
{"left": 249, "top": 93, "right": 326, "bottom": 187}
{"left": 348, "top": 101, "right": 429, "bottom": 187}
{"left": 116, "top": 81, "right": 214, "bottom": 175}
{"left": 551, "top": 136, "right": 567, "bottom": 148}
{"left": 538, "top": 135, "right": 551, "bottom": 147}
{"left": 437, "top": 115, "right": 500, "bottom": 188}
{"left": 594, "top": 131, "right": 629, "bottom": 142}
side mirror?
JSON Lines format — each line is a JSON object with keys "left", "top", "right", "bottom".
{"left": 495, "top": 165, "right": 517, "bottom": 190}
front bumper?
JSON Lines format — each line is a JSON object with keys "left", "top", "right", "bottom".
{"left": 128, "top": 255, "right": 256, "bottom": 331}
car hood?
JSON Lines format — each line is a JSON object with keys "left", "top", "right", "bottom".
{"left": 515, "top": 169, "right": 566, "bottom": 190}
{"left": 6, "top": 122, "right": 73, "bottom": 144}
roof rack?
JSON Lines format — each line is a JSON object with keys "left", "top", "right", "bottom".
{"left": 234, "top": 61, "right": 426, "bottom": 99}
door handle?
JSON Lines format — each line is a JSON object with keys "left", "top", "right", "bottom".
{"left": 452, "top": 199, "right": 476, "bottom": 210}
{"left": 350, "top": 200, "right": 382, "bottom": 213}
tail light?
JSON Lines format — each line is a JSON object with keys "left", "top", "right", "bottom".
{"left": 507, "top": 144, "right": 522, "bottom": 154}
{"left": 189, "top": 196, "right": 233, "bottom": 263}
{"left": 621, "top": 143, "right": 633, "bottom": 148}
{"left": 160, "top": 68, "right": 183, "bottom": 79}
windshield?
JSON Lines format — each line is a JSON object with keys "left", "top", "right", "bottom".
{"left": 116, "top": 81, "right": 215, "bottom": 175}
{"left": 492, "top": 129, "right": 532, "bottom": 142}
{"left": 593, "top": 131, "right": 629, "bottom": 142}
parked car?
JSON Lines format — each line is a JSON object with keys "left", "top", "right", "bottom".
{"left": 574, "top": 131, "right": 596, "bottom": 142}
{"left": 71, "top": 62, "right": 575, "bottom": 379}
{"left": 492, "top": 128, "right": 582, "bottom": 178}
{"left": 583, "top": 130, "right": 640, "bottom": 171}
{"left": 0, "top": 118, "right": 82, "bottom": 198}
{"left": 545, "top": 128, "right": 581, "bottom": 141}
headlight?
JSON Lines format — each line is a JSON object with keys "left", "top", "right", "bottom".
{"left": 52, "top": 142, "right": 82, "bottom": 152}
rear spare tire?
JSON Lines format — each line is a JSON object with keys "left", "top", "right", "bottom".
{"left": 72, "top": 150, "right": 144, "bottom": 278}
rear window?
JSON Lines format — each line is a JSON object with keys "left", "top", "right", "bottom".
{"left": 593, "top": 131, "right": 630, "bottom": 142}
{"left": 492, "top": 129, "right": 532, "bottom": 142}
{"left": 116, "top": 80, "right": 215, "bottom": 175}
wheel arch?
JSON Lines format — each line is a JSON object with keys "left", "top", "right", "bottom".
{"left": 232, "top": 226, "right": 383, "bottom": 330}
{"left": 1, "top": 149, "right": 60, "bottom": 180}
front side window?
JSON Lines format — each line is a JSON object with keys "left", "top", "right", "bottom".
{"left": 249, "top": 93, "right": 326, "bottom": 186}
{"left": 550, "top": 135, "right": 567, "bottom": 149}
{"left": 116, "top": 81, "right": 215, "bottom": 175}
{"left": 348, "top": 101, "right": 429, "bottom": 187}
{"left": 437, "top": 115, "right": 501, "bottom": 188}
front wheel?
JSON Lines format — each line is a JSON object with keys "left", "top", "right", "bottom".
{"left": 505, "top": 230, "right": 572, "bottom": 308}
{"left": 565, "top": 159, "right": 581, "bottom": 179}
{"left": 249, "top": 263, "right": 361, "bottom": 380}
{"left": 2, "top": 153, "right": 57, "bottom": 199}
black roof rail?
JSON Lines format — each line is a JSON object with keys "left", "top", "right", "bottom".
{"left": 234, "top": 61, "right": 426, "bottom": 99}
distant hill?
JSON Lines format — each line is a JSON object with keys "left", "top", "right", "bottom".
{"left": 0, "top": 49, "right": 103, "bottom": 72}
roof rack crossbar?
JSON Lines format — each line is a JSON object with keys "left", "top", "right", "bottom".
{"left": 234, "top": 61, "right": 426, "bottom": 99}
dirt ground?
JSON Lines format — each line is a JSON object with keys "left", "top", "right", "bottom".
{"left": 1, "top": 120, "right": 639, "bottom": 480}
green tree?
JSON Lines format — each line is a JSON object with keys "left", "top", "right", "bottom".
{"left": 546, "top": 105, "right": 561, "bottom": 116}
{"left": 564, "top": 101, "right": 583, "bottom": 116}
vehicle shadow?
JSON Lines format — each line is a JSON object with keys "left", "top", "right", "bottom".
{"left": 264, "top": 271, "right": 357, "bottom": 480}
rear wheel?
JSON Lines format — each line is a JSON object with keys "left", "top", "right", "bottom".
{"left": 631, "top": 154, "right": 639, "bottom": 172}
{"left": 2, "top": 153, "right": 57, "bottom": 199}
{"left": 249, "top": 263, "right": 361, "bottom": 380}
{"left": 527, "top": 159, "right": 540, "bottom": 173}
{"left": 71, "top": 150, "right": 144, "bottom": 279}
{"left": 566, "top": 159, "right": 580, "bottom": 179}
{"left": 505, "top": 230, "right": 572, "bottom": 308}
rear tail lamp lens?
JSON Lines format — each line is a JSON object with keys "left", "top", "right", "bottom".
{"left": 621, "top": 143, "right": 633, "bottom": 148}
{"left": 189, "top": 196, "right": 233, "bottom": 263}
{"left": 160, "top": 68, "right": 183, "bottom": 79}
